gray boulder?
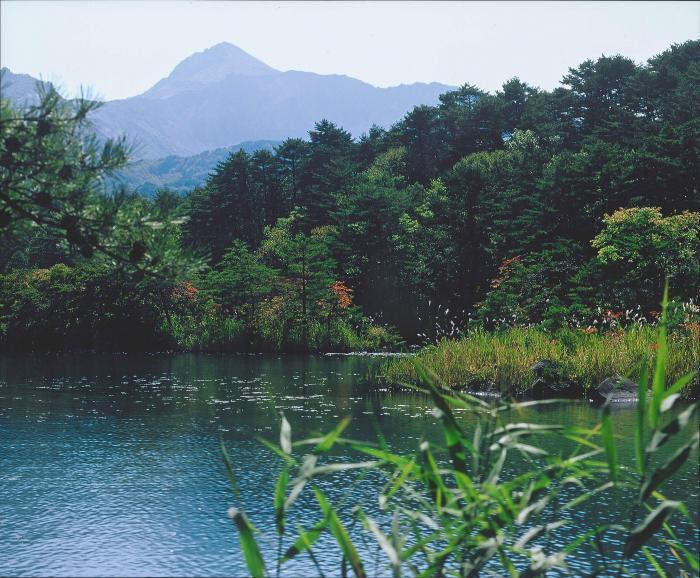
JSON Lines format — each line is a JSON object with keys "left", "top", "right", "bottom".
{"left": 529, "top": 360, "right": 583, "bottom": 399}
{"left": 590, "top": 375, "right": 646, "bottom": 404}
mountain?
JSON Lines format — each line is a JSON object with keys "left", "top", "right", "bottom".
{"left": 0, "top": 68, "right": 53, "bottom": 105}
{"left": 2, "top": 42, "right": 455, "bottom": 159}
{"left": 92, "top": 43, "right": 454, "bottom": 158}
{"left": 114, "top": 139, "right": 281, "bottom": 195}
{"left": 144, "top": 42, "right": 278, "bottom": 98}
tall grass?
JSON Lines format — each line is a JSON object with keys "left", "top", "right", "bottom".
{"left": 384, "top": 326, "right": 699, "bottom": 394}
{"left": 168, "top": 310, "right": 399, "bottom": 352}
{"left": 222, "top": 285, "right": 699, "bottom": 576}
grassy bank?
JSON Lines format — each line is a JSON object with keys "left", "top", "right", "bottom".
{"left": 0, "top": 264, "right": 400, "bottom": 354}
{"left": 384, "top": 326, "right": 699, "bottom": 394}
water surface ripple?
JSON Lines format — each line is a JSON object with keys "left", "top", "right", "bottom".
{"left": 0, "top": 354, "right": 697, "bottom": 577}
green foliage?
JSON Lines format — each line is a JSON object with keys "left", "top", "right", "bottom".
{"left": 592, "top": 208, "right": 700, "bottom": 309}
{"left": 0, "top": 83, "right": 198, "bottom": 279}
{"left": 224, "top": 304, "right": 698, "bottom": 576}
{"left": 0, "top": 262, "right": 203, "bottom": 350}
{"left": 3, "top": 41, "right": 700, "bottom": 352}
{"left": 1, "top": 85, "right": 127, "bottom": 254}
{"left": 260, "top": 213, "right": 336, "bottom": 349}
{"left": 182, "top": 150, "right": 278, "bottom": 260}
{"left": 202, "top": 240, "right": 277, "bottom": 320}
{"left": 385, "top": 325, "right": 699, "bottom": 394}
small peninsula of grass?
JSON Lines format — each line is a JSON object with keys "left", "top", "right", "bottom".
{"left": 384, "top": 326, "right": 700, "bottom": 395}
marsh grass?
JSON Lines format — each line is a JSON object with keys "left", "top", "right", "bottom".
{"left": 384, "top": 326, "right": 699, "bottom": 394}
{"left": 223, "top": 284, "right": 699, "bottom": 577}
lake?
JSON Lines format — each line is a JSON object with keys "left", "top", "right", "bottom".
{"left": 1, "top": 354, "right": 697, "bottom": 576}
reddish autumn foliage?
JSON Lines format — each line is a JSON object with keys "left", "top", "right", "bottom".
{"left": 490, "top": 255, "right": 523, "bottom": 289}
{"left": 605, "top": 310, "right": 624, "bottom": 319}
{"left": 331, "top": 281, "right": 353, "bottom": 309}
{"left": 681, "top": 322, "right": 700, "bottom": 339}
{"left": 184, "top": 281, "right": 199, "bottom": 298}
{"left": 174, "top": 281, "right": 199, "bottom": 302}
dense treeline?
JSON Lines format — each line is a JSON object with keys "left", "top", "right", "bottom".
{"left": 180, "top": 41, "right": 699, "bottom": 336}
{"left": 1, "top": 41, "right": 699, "bottom": 350}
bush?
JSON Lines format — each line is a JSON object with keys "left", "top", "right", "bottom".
{"left": 0, "top": 263, "right": 190, "bottom": 350}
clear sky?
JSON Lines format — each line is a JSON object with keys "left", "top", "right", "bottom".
{"left": 1, "top": 1, "right": 698, "bottom": 101}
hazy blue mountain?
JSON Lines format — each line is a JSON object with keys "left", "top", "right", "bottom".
{"left": 113, "top": 140, "right": 281, "bottom": 195}
{"left": 92, "top": 43, "right": 454, "bottom": 158}
{"left": 3, "top": 42, "right": 454, "bottom": 160}
{"left": 0, "top": 68, "right": 53, "bottom": 105}
{"left": 144, "top": 42, "right": 278, "bottom": 99}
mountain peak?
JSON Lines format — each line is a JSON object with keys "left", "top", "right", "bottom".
{"left": 168, "top": 42, "right": 277, "bottom": 83}
{"left": 141, "top": 42, "right": 278, "bottom": 99}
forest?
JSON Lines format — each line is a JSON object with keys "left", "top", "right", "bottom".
{"left": 1, "top": 40, "right": 698, "bottom": 356}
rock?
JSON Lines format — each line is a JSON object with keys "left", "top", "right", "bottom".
{"left": 465, "top": 380, "right": 502, "bottom": 399}
{"left": 464, "top": 388, "right": 502, "bottom": 400}
{"left": 529, "top": 359, "right": 583, "bottom": 399}
{"left": 530, "top": 379, "right": 584, "bottom": 399}
{"left": 455, "top": 376, "right": 502, "bottom": 398}
{"left": 590, "top": 375, "right": 646, "bottom": 404}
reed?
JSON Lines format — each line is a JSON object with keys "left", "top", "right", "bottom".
{"left": 223, "top": 285, "right": 699, "bottom": 576}
{"left": 384, "top": 325, "right": 699, "bottom": 395}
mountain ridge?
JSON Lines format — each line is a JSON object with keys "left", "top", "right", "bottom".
{"left": 2, "top": 42, "right": 456, "bottom": 159}
{"left": 0, "top": 67, "right": 54, "bottom": 105}
{"left": 114, "top": 139, "right": 281, "bottom": 195}
{"left": 141, "top": 42, "right": 279, "bottom": 99}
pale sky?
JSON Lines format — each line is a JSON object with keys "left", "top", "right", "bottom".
{"left": 1, "top": 1, "right": 698, "bottom": 101}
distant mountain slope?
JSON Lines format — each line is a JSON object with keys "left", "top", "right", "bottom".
{"left": 2, "top": 42, "right": 455, "bottom": 160}
{"left": 0, "top": 68, "right": 53, "bottom": 105}
{"left": 92, "top": 43, "right": 454, "bottom": 158}
{"left": 113, "top": 140, "right": 281, "bottom": 195}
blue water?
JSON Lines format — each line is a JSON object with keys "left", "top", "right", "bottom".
{"left": 0, "top": 354, "right": 697, "bottom": 577}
